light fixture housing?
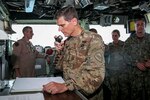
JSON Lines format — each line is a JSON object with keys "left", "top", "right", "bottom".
{"left": 25, "top": 0, "right": 35, "bottom": 13}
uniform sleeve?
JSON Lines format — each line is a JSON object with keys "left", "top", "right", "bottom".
{"left": 55, "top": 50, "right": 65, "bottom": 70}
{"left": 65, "top": 35, "right": 105, "bottom": 95}
{"left": 123, "top": 37, "right": 137, "bottom": 66}
{"left": 12, "top": 41, "right": 22, "bottom": 69}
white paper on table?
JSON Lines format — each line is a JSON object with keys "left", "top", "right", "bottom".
{"left": 0, "top": 93, "right": 44, "bottom": 100}
{"left": 10, "top": 77, "right": 64, "bottom": 93}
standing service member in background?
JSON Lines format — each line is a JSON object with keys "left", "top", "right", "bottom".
{"left": 43, "top": 6, "right": 105, "bottom": 100}
{"left": 89, "top": 28, "right": 98, "bottom": 33}
{"left": 104, "top": 29, "right": 130, "bottom": 100}
{"left": 123, "top": 15, "right": 150, "bottom": 100}
{"left": 12, "top": 26, "right": 49, "bottom": 78}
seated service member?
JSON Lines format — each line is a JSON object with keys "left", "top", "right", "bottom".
{"left": 43, "top": 6, "right": 105, "bottom": 99}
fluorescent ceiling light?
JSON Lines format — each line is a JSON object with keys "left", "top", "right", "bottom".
{"left": 94, "top": 3, "right": 109, "bottom": 10}
{"left": 25, "top": 0, "right": 35, "bottom": 13}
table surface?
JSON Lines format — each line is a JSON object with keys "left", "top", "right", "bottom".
{"left": 44, "top": 91, "right": 82, "bottom": 100}
{"left": 0, "top": 80, "right": 82, "bottom": 100}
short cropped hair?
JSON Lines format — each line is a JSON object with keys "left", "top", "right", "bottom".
{"left": 55, "top": 6, "right": 78, "bottom": 21}
{"left": 135, "top": 17, "right": 146, "bottom": 25}
{"left": 89, "top": 28, "right": 98, "bottom": 33}
{"left": 22, "top": 26, "right": 32, "bottom": 33}
{"left": 112, "top": 29, "right": 120, "bottom": 37}
{"left": 134, "top": 13, "right": 146, "bottom": 24}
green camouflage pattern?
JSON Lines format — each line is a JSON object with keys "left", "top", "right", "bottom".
{"left": 123, "top": 33, "right": 150, "bottom": 100}
{"left": 104, "top": 40, "right": 130, "bottom": 100}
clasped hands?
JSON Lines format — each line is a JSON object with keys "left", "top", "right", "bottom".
{"left": 137, "top": 59, "right": 150, "bottom": 71}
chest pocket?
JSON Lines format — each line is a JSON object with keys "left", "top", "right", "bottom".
{"left": 22, "top": 43, "right": 34, "bottom": 55}
{"left": 64, "top": 40, "right": 90, "bottom": 69}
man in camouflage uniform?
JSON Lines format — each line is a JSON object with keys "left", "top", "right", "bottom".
{"left": 12, "top": 26, "right": 49, "bottom": 77}
{"left": 43, "top": 6, "right": 105, "bottom": 100}
{"left": 123, "top": 16, "right": 150, "bottom": 100}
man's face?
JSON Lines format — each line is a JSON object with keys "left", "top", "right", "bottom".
{"left": 26, "top": 28, "right": 34, "bottom": 39}
{"left": 135, "top": 20, "right": 145, "bottom": 37}
{"left": 112, "top": 32, "right": 119, "bottom": 42}
{"left": 56, "top": 16, "right": 75, "bottom": 37}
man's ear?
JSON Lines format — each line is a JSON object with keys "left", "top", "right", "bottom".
{"left": 71, "top": 18, "right": 78, "bottom": 25}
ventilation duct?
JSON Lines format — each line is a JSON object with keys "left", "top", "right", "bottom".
{"left": 76, "top": 0, "right": 93, "bottom": 8}
{"left": 94, "top": 0, "right": 109, "bottom": 10}
{"left": 45, "top": 0, "right": 58, "bottom": 5}
{"left": 139, "top": 1, "right": 150, "bottom": 12}
{"left": 0, "top": 1, "right": 9, "bottom": 20}
{"left": 63, "top": 0, "right": 75, "bottom": 7}
{"left": 3, "top": 20, "right": 16, "bottom": 34}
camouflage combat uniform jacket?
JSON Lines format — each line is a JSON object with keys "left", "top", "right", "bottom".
{"left": 124, "top": 33, "right": 150, "bottom": 67}
{"left": 123, "top": 33, "right": 150, "bottom": 100}
{"left": 104, "top": 40, "right": 131, "bottom": 100}
{"left": 106, "top": 40, "right": 125, "bottom": 72}
{"left": 57, "top": 30, "right": 105, "bottom": 97}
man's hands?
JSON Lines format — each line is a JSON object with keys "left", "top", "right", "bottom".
{"left": 136, "top": 59, "right": 150, "bottom": 71}
{"left": 145, "top": 59, "right": 150, "bottom": 68}
{"left": 54, "top": 41, "right": 64, "bottom": 52}
{"left": 54, "top": 35, "right": 64, "bottom": 52}
{"left": 43, "top": 82, "right": 68, "bottom": 94}
{"left": 136, "top": 62, "right": 146, "bottom": 71}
